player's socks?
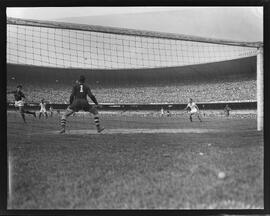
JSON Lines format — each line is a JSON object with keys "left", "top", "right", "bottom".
{"left": 94, "top": 116, "right": 100, "bottom": 127}
{"left": 60, "top": 118, "right": 67, "bottom": 127}
{"left": 94, "top": 116, "right": 104, "bottom": 132}
{"left": 39, "top": 113, "right": 42, "bottom": 119}
{"left": 189, "top": 116, "right": 192, "bottom": 122}
{"left": 60, "top": 118, "right": 67, "bottom": 133}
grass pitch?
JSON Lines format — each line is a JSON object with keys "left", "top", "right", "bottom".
{"left": 7, "top": 111, "right": 263, "bottom": 209}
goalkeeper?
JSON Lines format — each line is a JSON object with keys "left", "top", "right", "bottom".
{"left": 59, "top": 75, "right": 104, "bottom": 134}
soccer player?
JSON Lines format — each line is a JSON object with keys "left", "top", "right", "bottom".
{"left": 59, "top": 75, "right": 104, "bottom": 134}
{"left": 184, "top": 98, "right": 202, "bottom": 122}
{"left": 7, "top": 84, "right": 36, "bottom": 123}
{"left": 39, "top": 99, "right": 48, "bottom": 119}
{"left": 49, "top": 106, "right": 54, "bottom": 117}
{"left": 224, "top": 104, "right": 232, "bottom": 117}
{"left": 160, "top": 107, "right": 165, "bottom": 116}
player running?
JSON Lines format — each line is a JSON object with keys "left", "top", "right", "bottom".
{"left": 7, "top": 84, "right": 36, "bottom": 123}
{"left": 184, "top": 98, "right": 202, "bottom": 122}
{"left": 39, "top": 99, "right": 48, "bottom": 119}
{"left": 59, "top": 75, "right": 104, "bottom": 134}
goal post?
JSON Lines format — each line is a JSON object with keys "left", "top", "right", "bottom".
{"left": 257, "top": 46, "right": 263, "bottom": 131}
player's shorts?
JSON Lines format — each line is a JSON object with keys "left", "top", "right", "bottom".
{"left": 69, "top": 99, "right": 98, "bottom": 114}
{"left": 14, "top": 100, "right": 24, "bottom": 107}
{"left": 40, "top": 108, "right": 47, "bottom": 113}
{"left": 189, "top": 109, "right": 198, "bottom": 114}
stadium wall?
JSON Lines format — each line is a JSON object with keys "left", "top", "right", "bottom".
{"left": 7, "top": 56, "right": 256, "bottom": 86}
{"left": 7, "top": 101, "right": 256, "bottom": 111}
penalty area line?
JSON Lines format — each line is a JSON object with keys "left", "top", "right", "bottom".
{"left": 31, "top": 128, "right": 222, "bottom": 135}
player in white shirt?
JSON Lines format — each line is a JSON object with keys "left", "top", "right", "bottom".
{"left": 39, "top": 99, "right": 48, "bottom": 119}
{"left": 184, "top": 98, "right": 202, "bottom": 122}
{"left": 160, "top": 107, "right": 165, "bottom": 116}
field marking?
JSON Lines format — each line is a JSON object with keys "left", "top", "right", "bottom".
{"left": 32, "top": 128, "right": 221, "bottom": 135}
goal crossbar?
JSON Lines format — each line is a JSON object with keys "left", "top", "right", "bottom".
{"left": 7, "top": 17, "right": 262, "bottom": 48}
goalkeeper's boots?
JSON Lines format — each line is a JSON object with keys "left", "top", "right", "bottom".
{"left": 97, "top": 126, "right": 105, "bottom": 133}
{"left": 59, "top": 127, "right": 66, "bottom": 134}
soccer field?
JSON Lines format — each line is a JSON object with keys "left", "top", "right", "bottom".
{"left": 7, "top": 111, "right": 263, "bottom": 209}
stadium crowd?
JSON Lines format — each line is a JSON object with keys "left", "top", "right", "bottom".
{"left": 7, "top": 80, "right": 256, "bottom": 104}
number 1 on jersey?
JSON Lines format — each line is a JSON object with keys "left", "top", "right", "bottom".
{"left": 80, "top": 85, "right": 83, "bottom": 92}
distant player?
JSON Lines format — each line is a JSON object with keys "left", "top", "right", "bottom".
{"left": 160, "top": 107, "right": 165, "bottom": 116}
{"left": 202, "top": 104, "right": 206, "bottom": 117}
{"left": 160, "top": 107, "right": 171, "bottom": 117}
{"left": 39, "top": 99, "right": 48, "bottom": 119}
{"left": 49, "top": 105, "right": 54, "bottom": 117}
{"left": 7, "top": 84, "right": 36, "bottom": 123}
{"left": 59, "top": 75, "right": 104, "bottom": 134}
{"left": 184, "top": 98, "right": 202, "bottom": 122}
{"left": 224, "top": 104, "right": 232, "bottom": 117}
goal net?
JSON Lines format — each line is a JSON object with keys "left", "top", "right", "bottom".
{"left": 6, "top": 17, "right": 263, "bottom": 130}
{"left": 7, "top": 17, "right": 260, "bottom": 69}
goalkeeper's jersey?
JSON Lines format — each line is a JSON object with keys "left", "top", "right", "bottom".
{"left": 72, "top": 84, "right": 93, "bottom": 100}
{"left": 70, "top": 83, "right": 98, "bottom": 105}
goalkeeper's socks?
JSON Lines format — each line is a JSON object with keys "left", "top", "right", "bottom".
{"left": 60, "top": 118, "right": 67, "bottom": 128}
{"left": 60, "top": 119, "right": 66, "bottom": 134}
{"left": 94, "top": 116, "right": 100, "bottom": 128}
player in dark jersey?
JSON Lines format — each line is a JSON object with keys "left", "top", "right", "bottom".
{"left": 60, "top": 75, "right": 104, "bottom": 134}
{"left": 224, "top": 104, "right": 232, "bottom": 117}
{"left": 7, "top": 85, "right": 36, "bottom": 123}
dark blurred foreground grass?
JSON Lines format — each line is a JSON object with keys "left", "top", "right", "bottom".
{"left": 7, "top": 112, "right": 263, "bottom": 209}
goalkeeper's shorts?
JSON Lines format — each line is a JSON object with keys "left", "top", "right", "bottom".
{"left": 69, "top": 99, "right": 98, "bottom": 114}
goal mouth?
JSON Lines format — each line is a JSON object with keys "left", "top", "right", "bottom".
{"left": 31, "top": 128, "right": 222, "bottom": 135}
{"left": 6, "top": 17, "right": 263, "bottom": 131}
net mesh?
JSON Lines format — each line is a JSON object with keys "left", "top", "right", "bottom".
{"left": 7, "top": 18, "right": 259, "bottom": 69}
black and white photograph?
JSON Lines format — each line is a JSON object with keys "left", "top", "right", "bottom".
{"left": 5, "top": 6, "right": 265, "bottom": 209}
